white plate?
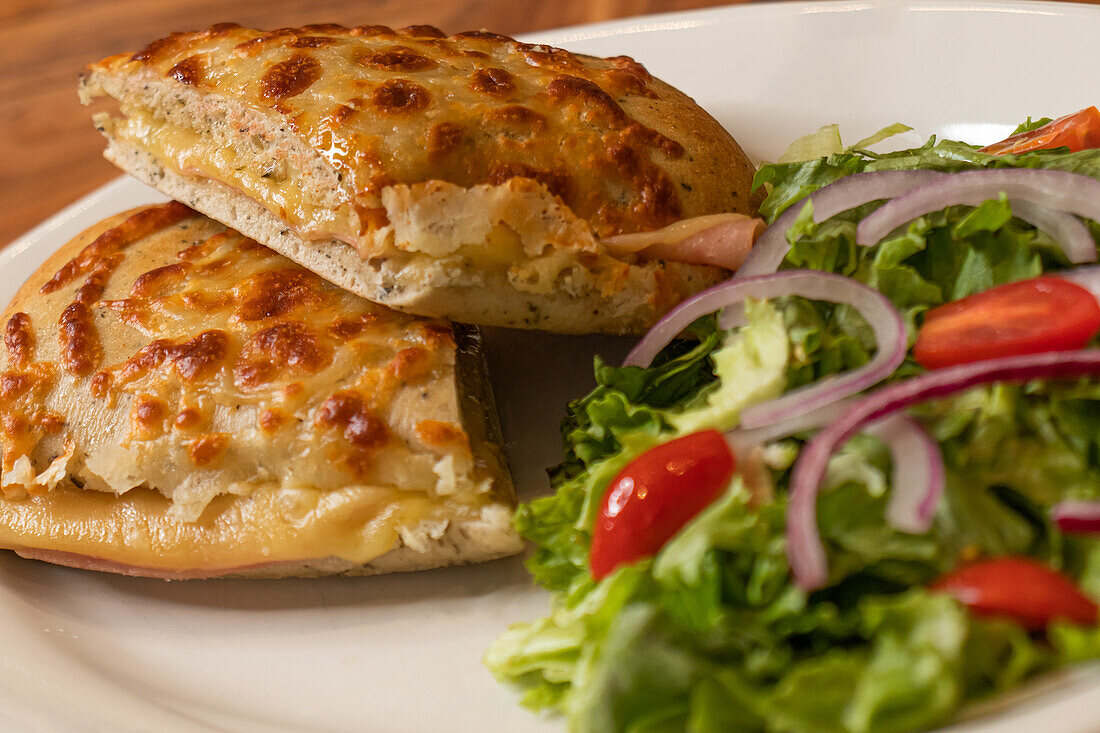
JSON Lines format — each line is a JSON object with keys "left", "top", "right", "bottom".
{"left": 3, "top": 2, "right": 1099, "bottom": 730}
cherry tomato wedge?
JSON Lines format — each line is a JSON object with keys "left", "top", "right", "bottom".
{"left": 980, "top": 106, "right": 1100, "bottom": 155}
{"left": 931, "top": 557, "right": 1098, "bottom": 630}
{"left": 589, "top": 430, "right": 735, "bottom": 580}
{"left": 913, "top": 277, "right": 1100, "bottom": 370}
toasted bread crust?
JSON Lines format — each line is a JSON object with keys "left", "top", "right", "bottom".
{"left": 82, "top": 24, "right": 757, "bottom": 334}
{"left": 84, "top": 23, "right": 758, "bottom": 236}
{"left": 0, "top": 206, "right": 521, "bottom": 577}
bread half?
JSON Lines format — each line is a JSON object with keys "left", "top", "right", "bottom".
{"left": 0, "top": 203, "right": 521, "bottom": 578}
{"left": 80, "top": 24, "right": 760, "bottom": 334}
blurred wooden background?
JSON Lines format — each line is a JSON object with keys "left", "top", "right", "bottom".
{"left": 1, "top": 0, "right": 1098, "bottom": 246}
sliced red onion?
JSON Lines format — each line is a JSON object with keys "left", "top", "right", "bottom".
{"left": 624, "top": 273, "right": 906, "bottom": 432}
{"left": 857, "top": 170, "right": 1100, "bottom": 261}
{"left": 735, "top": 170, "right": 947, "bottom": 279}
{"left": 865, "top": 415, "right": 945, "bottom": 535}
{"left": 734, "top": 275, "right": 906, "bottom": 430}
{"left": 1010, "top": 201, "right": 1097, "bottom": 264}
{"left": 787, "top": 349, "right": 1100, "bottom": 591}
{"left": 726, "top": 401, "right": 851, "bottom": 454}
{"left": 1051, "top": 500, "right": 1100, "bottom": 534}
{"left": 628, "top": 271, "right": 863, "bottom": 367}
{"left": 1055, "top": 266, "right": 1100, "bottom": 301}
{"left": 728, "top": 407, "right": 943, "bottom": 536}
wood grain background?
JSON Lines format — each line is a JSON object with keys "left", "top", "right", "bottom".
{"left": 1, "top": 0, "right": 1097, "bottom": 247}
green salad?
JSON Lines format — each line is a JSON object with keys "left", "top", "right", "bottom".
{"left": 487, "top": 114, "right": 1100, "bottom": 733}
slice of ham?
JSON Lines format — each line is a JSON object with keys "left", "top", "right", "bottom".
{"left": 602, "top": 213, "right": 765, "bottom": 271}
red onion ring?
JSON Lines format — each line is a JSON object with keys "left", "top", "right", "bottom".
{"left": 1009, "top": 201, "right": 1098, "bottom": 264}
{"left": 728, "top": 407, "right": 943, "bottom": 537}
{"left": 624, "top": 273, "right": 906, "bottom": 433}
{"left": 857, "top": 170, "right": 1100, "bottom": 262}
{"left": 1055, "top": 266, "right": 1100, "bottom": 301}
{"left": 1052, "top": 500, "right": 1100, "bottom": 534}
{"left": 725, "top": 402, "right": 851, "bottom": 454}
{"left": 865, "top": 415, "right": 945, "bottom": 535}
{"left": 787, "top": 349, "right": 1100, "bottom": 591}
{"left": 735, "top": 170, "right": 947, "bottom": 279}
{"left": 734, "top": 276, "right": 906, "bottom": 430}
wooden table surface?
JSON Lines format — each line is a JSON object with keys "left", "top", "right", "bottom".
{"left": 1, "top": 0, "right": 1097, "bottom": 248}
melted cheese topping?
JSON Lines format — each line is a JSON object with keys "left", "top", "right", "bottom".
{"left": 0, "top": 206, "right": 511, "bottom": 568}
{"left": 84, "top": 23, "right": 757, "bottom": 241}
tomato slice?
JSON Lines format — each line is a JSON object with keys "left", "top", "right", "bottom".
{"left": 913, "top": 277, "right": 1100, "bottom": 370}
{"left": 980, "top": 106, "right": 1100, "bottom": 155}
{"left": 589, "top": 430, "right": 735, "bottom": 580}
{"left": 932, "top": 557, "right": 1099, "bottom": 630}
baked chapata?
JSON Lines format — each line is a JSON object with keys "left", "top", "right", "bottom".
{"left": 0, "top": 203, "right": 520, "bottom": 578}
{"left": 81, "top": 23, "right": 762, "bottom": 335}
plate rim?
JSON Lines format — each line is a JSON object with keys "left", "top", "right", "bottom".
{"left": 525, "top": 0, "right": 1100, "bottom": 45}
{"left": 2, "top": 1, "right": 1100, "bottom": 731}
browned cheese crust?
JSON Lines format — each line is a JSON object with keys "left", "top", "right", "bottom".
{"left": 81, "top": 23, "right": 760, "bottom": 334}
{"left": 0, "top": 204, "right": 521, "bottom": 578}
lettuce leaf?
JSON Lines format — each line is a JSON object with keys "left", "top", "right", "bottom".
{"left": 756, "top": 134, "right": 1100, "bottom": 223}
{"left": 491, "top": 479, "right": 1074, "bottom": 733}
{"left": 519, "top": 303, "right": 792, "bottom": 594}
{"left": 669, "top": 301, "right": 790, "bottom": 434}
{"left": 494, "top": 322, "right": 1100, "bottom": 732}
{"left": 1011, "top": 117, "right": 1054, "bottom": 135}
{"left": 774, "top": 123, "right": 913, "bottom": 166}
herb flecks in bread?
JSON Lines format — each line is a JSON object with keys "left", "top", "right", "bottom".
{"left": 81, "top": 24, "right": 760, "bottom": 334}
